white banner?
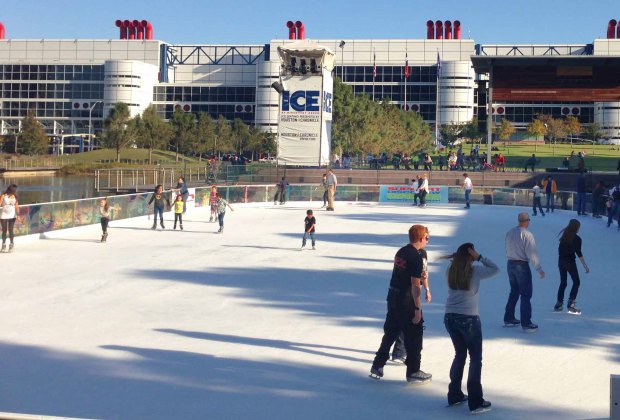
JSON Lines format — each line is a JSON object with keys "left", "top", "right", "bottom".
{"left": 278, "top": 76, "right": 329, "bottom": 166}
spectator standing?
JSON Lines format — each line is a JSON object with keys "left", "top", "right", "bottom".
{"left": 541, "top": 175, "right": 557, "bottom": 213}
{"left": 441, "top": 243, "right": 499, "bottom": 414}
{"left": 411, "top": 177, "right": 420, "bottom": 206}
{"left": 315, "top": 174, "right": 329, "bottom": 208}
{"left": 462, "top": 173, "right": 473, "bottom": 209}
{"left": 554, "top": 219, "right": 589, "bottom": 315}
{"left": 503, "top": 212, "right": 545, "bottom": 332}
{"left": 438, "top": 154, "right": 445, "bottom": 171}
{"left": 326, "top": 169, "right": 338, "bottom": 211}
{"left": 525, "top": 154, "right": 537, "bottom": 172}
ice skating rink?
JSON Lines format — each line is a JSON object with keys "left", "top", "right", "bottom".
{"left": 1, "top": 201, "right": 618, "bottom": 419}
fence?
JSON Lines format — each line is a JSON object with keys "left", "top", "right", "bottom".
{"left": 2, "top": 157, "right": 76, "bottom": 170}
{"left": 11, "top": 184, "right": 607, "bottom": 238}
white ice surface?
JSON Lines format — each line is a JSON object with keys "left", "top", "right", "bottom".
{"left": 0, "top": 201, "right": 618, "bottom": 420}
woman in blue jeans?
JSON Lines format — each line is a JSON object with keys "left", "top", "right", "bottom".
{"left": 442, "top": 243, "right": 499, "bottom": 414}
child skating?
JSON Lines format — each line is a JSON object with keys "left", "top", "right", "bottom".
{"left": 173, "top": 194, "right": 184, "bottom": 230}
{"left": 215, "top": 193, "right": 234, "bottom": 233}
{"left": 300, "top": 209, "right": 316, "bottom": 250}
{"left": 99, "top": 197, "right": 110, "bottom": 242}
{"left": 148, "top": 185, "right": 170, "bottom": 230}
{"left": 209, "top": 185, "right": 218, "bottom": 222}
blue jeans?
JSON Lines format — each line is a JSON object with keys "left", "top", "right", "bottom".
{"left": 218, "top": 212, "right": 225, "bottom": 228}
{"left": 576, "top": 192, "right": 587, "bottom": 215}
{"left": 302, "top": 232, "right": 315, "bottom": 247}
{"left": 444, "top": 313, "right": 483, "bottom": 410}
{"left": 608, "top": 203, "right": 620, "bottom": 227}
{"left": 153, "top": 206, "right": 164, "bottom": 224}
{"left": 504, "top": 261, "right": 533, "bottom": 326}
{"left": 545, "top": 193, "right": 555, "bottom": 212}
{"left": 465, "top": 189, "right": 471, "bottom": 208}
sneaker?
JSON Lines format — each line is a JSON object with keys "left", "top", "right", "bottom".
{"left": 522, "top": 322, "right": 539, "bottom": 332}
{"left": 470, "top": 400, "right": 492, "bottom": 414}
{"left": 447, "top": 394, "right": 468, "bottom": 407}
{"left": 568, "top": 301, "right": 582, "bottom": 315}
{"left": 406, "top": 370, "right": 432, "bottom": 383}
{"left": 391, "top": 355, "right": 406, "bottom": 364}
{"left": 503, "top": 318, "right": 520, "bottom": 327}
{"left": 369, "top": 365, "right": 384, "bottom": 379}
{"left": 553, "top": 301, "right": 563, "bottom": 312}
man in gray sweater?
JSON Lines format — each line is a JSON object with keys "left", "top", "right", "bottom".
{"left": 503, "top": 212, "right": 545, "bottom": 332}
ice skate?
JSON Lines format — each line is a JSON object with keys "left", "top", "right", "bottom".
{"left": 312, "top": 246, "right": 316, "bottom": 250}
{"left": 160, "top": 222, "right": 165, "bottom": 229}
{"left": 369, "top": 365, "right": 383, "bottom": 379}
{"left": 180, "top": 225, "right": 183, "bottom": 230}
{"left": 1, "top": 243, "right": 5, "bottom": 253}
{"left": 8, "top": 243, "right": 14, "bottom": 253}
{"left": 151, "top": 224, "right": 157, "bottom": 230}
{"left": 503, "top": 318, "right": 520, "bottom": 327}
{"left": 101, "top": 234, "right": 105, "bottom": 243}
{"left": 446, "top": 394, "right": 468, "bottom": 407}
{"left": 103, "top": 233, "right": 108, "bottom": 242}
{"left": 470, "top": 400, "right": 492, "bottom": 415}
{"left": 391, "top": 355, "right": 406, "bottom": 364}
{"left": 567, "top": 301, "right": 582, "bottom": 315}
{"left": 553, "top": 301, "right": 563, "bottom": 312}
{"left": 406, "top": 370, "right": 432, "bottom": 384}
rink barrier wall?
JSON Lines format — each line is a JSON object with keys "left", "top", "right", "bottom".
{"left": 10, "top": 185, "right": 606, "bottom": 237}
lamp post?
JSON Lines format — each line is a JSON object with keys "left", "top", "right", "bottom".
{"left": 338, "top": 40, "right": 346, "bottom": 80}
{"left": 88, "top": 101, "right": 103, "bottom": 152}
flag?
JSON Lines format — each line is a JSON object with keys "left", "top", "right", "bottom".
{"left": 404, "top": 53, "right": 410, "bottom": 79}
{"left": 373, "top": 52, "right": 377, "bottom": 80}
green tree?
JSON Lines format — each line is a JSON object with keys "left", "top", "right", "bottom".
{"left": 215, "top": 115, "right": 233, "bottom": 155}
{"left": 135, "top": 104, "right": 172, "bottom": 164}
{"left": 564, "top": 115, "right": 582, "bottom": 144}
{"left": 170, "top": 107, "right": 196, "bottom": 162}
{"left": 527, "top": 118, "right": 547, "bottom": 152}
{"left": 544, "top": 117, "right": 567, "bottom": 156}
{"left": 17, "top": 110, "right": 48, "bottom": 155}
{"left": 192, "top": 112, "right": 216, "bottom": 161}
{"left": 440, "top": 123, "right": 464, "bottom": 148}
{"left": 584, "top": 122, "right": 601, "bottom": 142}
{"left": 495, "top": 118, "right": 516, "bottom": 149}
{"left": 461, "top": 118, "right": 482, "bottom": 145}
{"left": 231, "top": 118, "right": 251, "bottom": 155}
{"left": 102, "top": 103, "right": 135, "bottom": 162}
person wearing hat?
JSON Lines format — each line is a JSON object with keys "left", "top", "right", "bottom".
{"left": 503, "top": 212, "right": 545, "bottom": 332}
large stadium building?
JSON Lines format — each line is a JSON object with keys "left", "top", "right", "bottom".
{"left": 2, "top": 19, "right": 620, "bottom": 143}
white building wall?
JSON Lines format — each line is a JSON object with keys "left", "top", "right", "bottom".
{"left": 254, "top": 58, "right": 280, "bottom": 133}
{"left": 438, "top": 61, "right": 475, "bottom": 125}
{"left": 594, "top": 101, "right": 620, "bottom": 140}
{"left": 103, "top": 60, "right": 159, "bottom": 117}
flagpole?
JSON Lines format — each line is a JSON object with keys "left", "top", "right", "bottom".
{"left": 404, "top": 52, "right": 407, "bottom": 112}
{"left": 435, "top": 49, "right": 440, "bottom": 148}
{"left": 372, "top": 49, "right": 376, "bottom": 101}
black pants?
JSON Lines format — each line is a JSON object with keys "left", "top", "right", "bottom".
{"left": 533, "top": 197, "right": 544, "bottom": 215}
{"left": 322, "top": 190, "right": 328, "bottom": 206}
{"left": 1, "top": 218, "right": 16, "bottom": 243}
{"left": 419, "top": 190, "right": 428, "bottom": 206}
{"left": 100, "top": 217, "right": 109, "bottom": 233}
{"left": 174, "top": 213, "right": 183, "bottom": 227}
{"left": 373, "top": 296, "right": 424, "bottom": 373}
{"left": 557, "top": 258, "right": 580, "bottom": 303}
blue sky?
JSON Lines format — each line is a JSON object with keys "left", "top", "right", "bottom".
{"left": 1, "top": 0, "right": 618, "bottom": 45}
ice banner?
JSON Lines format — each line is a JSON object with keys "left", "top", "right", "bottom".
{"left": 379, "top": 186, "right": 448, "bottom": 203}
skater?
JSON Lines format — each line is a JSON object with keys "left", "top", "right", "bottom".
{"left": 300, "top": 209, "right": 316, "bottom": 250}
{"left": 209, "top": 185, "right": 218, "bottom": 222}
{"left": 418, "top": 174, "right": 429, "bottom": 208}
{"left": 326, "top": 169, "right": 337, "bottom": 211}
{"left": 503, "top": 212, "right": 545, "bottom": 332}
{"left": 314, "top": 174, "right": 328, "bottom": 208}
{"left": 554, "top": 219, "right": 589, "bottom": 314}
{"left": 541, "top": 175, "right": 557, "bottom": 213}
{"left": 607, "top": 182, "right": 620, "bottom": 229}
{"left": 410, "top": 176, "right": 420, "bottom": 206}
{"left": 174, "top": 176, "right": 189, "bottom": 213}
{"left": 532, "top": 181, "right": 545, "bottom": 217}
{"left": 441, "top": 243, "right": 499, "bottom": 414}
{"left": 215, "top": 192, "right": 234, "bottom": 233}
{"left": 173, "top": 194, "right": 184, "bottom": 230}
{"left": 99, "top": 197, "right": 110, "bottom": 242}
{"left": 576, "top": 172, "right": 587, "bottom": 216}
{"left": 462, "top": 173, "right": 473, "bottom": 209}
{"left": 278, "top": 176, "right": 289, "bottom": 205}
{"left": 148, "top": 185, "right": 170, "bottom": 230}
{"left": 370, "top": 224, "right": 432, "bottom": 384}
{"left": 0, "top": 184, "right": 19, "bottom": 253}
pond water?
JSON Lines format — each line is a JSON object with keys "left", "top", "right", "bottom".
{"left": 0, "top": 175, "right": 103, "bottom": 205}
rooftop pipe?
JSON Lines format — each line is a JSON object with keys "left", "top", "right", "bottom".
{"left": 295, "top": 21, "right": 305, "bottom": 40}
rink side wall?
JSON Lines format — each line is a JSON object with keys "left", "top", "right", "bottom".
{"left": 11, "top": 184, "right": 604, "bottom": 237}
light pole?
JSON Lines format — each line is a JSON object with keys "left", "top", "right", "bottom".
{"left": 339, "top": 40, "right": 346, "bottom": 80}
{"left": 88, "top": 101, "right": 103, "bottom": 152}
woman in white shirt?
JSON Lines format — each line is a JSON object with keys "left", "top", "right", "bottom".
{"left": 0, "top": 184, "right": 19, "bottom": 252}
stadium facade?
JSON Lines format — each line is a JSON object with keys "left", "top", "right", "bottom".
{"left": 1, "top": 19, "right": 620, "bottom": 142}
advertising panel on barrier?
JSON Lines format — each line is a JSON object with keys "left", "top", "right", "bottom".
{"left": 379, "top": 186, "right": 448, "bottom": 203}
{"left": 187, "top": 188, "right": 196, "bottom": 210}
